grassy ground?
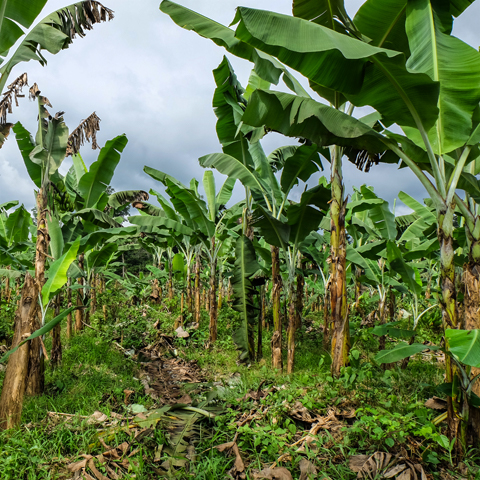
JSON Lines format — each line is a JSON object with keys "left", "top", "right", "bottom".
{"left": 0, "top": 297, "right": 477, "bottom": 479}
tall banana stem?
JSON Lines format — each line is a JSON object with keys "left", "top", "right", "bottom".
{"left": 271, "top": 245, "right": 283, "bottom": 370}
{"left": 330, "top": 146, "right": 349, "bottom": 376}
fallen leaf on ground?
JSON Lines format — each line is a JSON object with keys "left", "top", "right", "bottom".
{"left": 175, "top": 326, "right": 189, "bottom": 338}
{"left": 88, "top": 411, "right": 108, "bottom": 424}
{"left": 424, "top": 397, "right": 448, "bottom": 410}
{"left": 252, "top": 467, "right": 293, "bottom": 479}
{"left": 215, "top": 441, "right": 245, "bottom": 473}
{"left": 351, "top": 452, "right": 427, "bottom": 480}
{"left": 299, "top": 458, "right": 317, "bottom": 480}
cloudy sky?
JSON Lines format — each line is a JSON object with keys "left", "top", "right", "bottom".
{"left": 0, "top": 0, "right": 479, "bottom": 217}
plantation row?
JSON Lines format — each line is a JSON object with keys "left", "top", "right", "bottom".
{"left": 1, "top": 0, "right": 480, "bottom": 466}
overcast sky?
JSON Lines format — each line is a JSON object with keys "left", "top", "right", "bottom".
{"left": 0, "top": 0, "right": 478, "bottom": 217}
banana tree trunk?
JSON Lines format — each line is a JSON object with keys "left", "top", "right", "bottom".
{"left": 227, "top": 278, "right": 232, "bottom": 303}
{"left": 75, "top": 254, "right": 85, "bottom": 332}
{"left": 258, "top": 285, "right": 265, "bottom": 360}
{"left": 218, "top": 269, "right": 223, "bottom": 311}
{"left": 271, "top": 246, "right": 283, "bottom": 371}
{"left": 330, "top": 149, "right": 349, "bottom": 376}
{"left": 378, "top": 292, "right": 387, "bottom": 352}
{"left": 287, "top": 285, "right": 296, "bottom": 374}
{"left": 438, "top": 205, "right": 461, "bottom": 446}
{"left": 66, "top": 278, "right": 72, "bottom": 339}
{"left": 208, "top": 238, "right": 218, "bottom": 344}
{"left": 51, "top": 293, "right": 62, "bottom": 368}
{"left": 194, "top": 254, "right": 201, "bottom": 324}
{"left": 187, "top": 264, "right": 192, "bottom": 313}
{"left": 287, "top": 258, "right": 304, "bottom": 374}
{"left": 295, "top": 261, "right": 304, "bottom": 330}
{"left": 168, "top": 267, "right": 173, "bottom": 301}
{"left": 91, "top": 276, "right": 97, "bottom": 315}
{"left": 26, "top": 189, "right": 49, "bottom": 396}
{"left": 0, "top": 274, "right": 38, "bottom": 429}
{"left": 261, "top": 284, "right": 267, "bottom": 330}
{"left": 152, "top": 278, "right": 160, "bottom": 303}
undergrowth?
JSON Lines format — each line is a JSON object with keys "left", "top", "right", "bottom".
{"left": 0, "top": 294, "right": 477, "bottom": 479}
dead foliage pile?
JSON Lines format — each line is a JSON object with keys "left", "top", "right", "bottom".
{"left": 349, "top": 452, "right": 427, "bottom": 480}
{"left": 135, "top": 339, "right": 205, "bottom": 404}
{"left": 43, "top": 403, "right": 214, "bottom": 479}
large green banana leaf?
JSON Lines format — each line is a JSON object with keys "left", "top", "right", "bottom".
{"left": 403, "top": 0, "right": 480, "bottom": 153}
{"left": 215, "top": 177, "right": 236, "bottom": 210}
{"left": 280, "top": 144, "right": 323, "bottom": 195}
{"left": 359, "top": 186, "right": 397, "bottom": 240}
{"left": 346, "top": 246, "right": 380, "bottom": 285}
{"left": 145, "top": 166, "right": 214, "bottom": 236}
{"left": 128, "top": 215, "right": 193, "bottom": 236}
{"left": 3, "top": 205, "right": 31, "bottom": 246}
{"left": 108, "top": 190, "right": 149, "bottom": 209}
{"left": 200, "top": 153, "right": 267, "bottom": 197}
{"left": 160, "top": 1, "right": 308, "bottom": 96}
{"left": 63, "top": 208, "right": 121, "bottom": 229}
{"left": 212, "top": 57, "right": 256, "bottom": 163}
{"left": 232, "top": 235, "right": 260, "bottom": 361}
{"left": 353, "top": 0, "right": 410, "bottom": 54}
{"left": 253, "top": 207, "right": 290, "bottom": 249}
{"left": 203, "top": 171, "right": 216, "bottom": 222}
{"left": 86, "top": 243, "right": 118, "bottom": 273}
{"left": 78, "top": 226, "right": 138, "bottom": 253}
{"left": 149, "top": 190, "right": 178, "bottom": 221}
{"left": 292, "top": 0, "right": 354, "bottom": 34}
{"left": 404, "top": 237, "right": 439, "bottom": 261}
{"left": 134, "top": 202, "right": 164, "bottom": 217}
{"left": 47, "top": 215, "right": 64, "bottom": 261}
{"left": 242, "top": 90, "right": 389, "bottom": 155}
{"left": 0, "top": 1, "right": 114, "bottom": 92}
{"left": 0, "top": 1, "right": 47, "bottom": 54}
{"left": 234, "top": 7, "right": 439, "bottom": 129}
{"left": 286, "top": 185, "right": 330, "bottom": 246}
{"left": 78, "top": 135, "right": 128, "bottom": 208}
{"left": 164, "top": 180, "right": 215, "bottom": 238}
{"left": 447, "top": 329, "right": 480, "bottom": 368}
{"left": 42, "top": 237, "right": 80, "bottom": 307}
{"left": 13, "top": 122, "right": 41, "bottom": 187}
{"left": 375, "top": 342, "right": 435, "bottom": 364}
{"left": 387, "top": 240, "right": 422, "bottom": 297}
{"left": 210, "top": 57, "right": 281, "bottom": 208}
{"left": 27, "top": 114, "right": 69, "bottom": 190}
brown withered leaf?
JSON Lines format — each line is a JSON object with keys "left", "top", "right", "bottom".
{"left": 177, "top": 394, "right": 192, "bottom": 404}
{"left": 67, "top": 456, "right": 92, "bottom": 472}
{"left": 215, "top": 441, "right": 245, "bottom": 473}
{"left": 351, "top": 452, "right": 427, "bottom": 480}
{"left": 87, "top": 458, "right": 108, "bottom": 480}
{"left": 175, "top": 326, "right": 189, "bottom": 338}
{"left": 349, "top": 455, "right": 370, "bottom": 472}
{"left": 252, "top": 467, "right": 293, "bottom": 480}
{"left": 66, "top": 111, "right": 101, "bottom": 156}
{"left": 299, "top": 458, "right": 317, "bottom": 480}
{"left": 424, "top": 397, "right": 448, "bottom": 411}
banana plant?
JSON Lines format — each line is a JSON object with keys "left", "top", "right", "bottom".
{"left": 0, "top": 1, "right": 113, "bottom": 149}
{"left": 139, "top": 167, "right": 236, "bottom": 344}
{"left": 199, "top": 57, "right": 327, "bottom": 369}
{"left": 253, "top": 183, "right": 331, "bottom": 372}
